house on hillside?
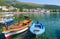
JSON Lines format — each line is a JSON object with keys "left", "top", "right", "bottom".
{"left": 23, "top": 9, "right": 29, "bottom": 12}
{"left": 2, "top": 6, "right": 8, "bottom": 11}
{"left": 9, "top": 6, "right": 15, "bottom": 10}
{"left": 0, "top": 6, "right": 2, "bottom": 9}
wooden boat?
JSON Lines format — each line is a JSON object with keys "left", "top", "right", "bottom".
{"left": 30, "top": 22, "right": 45, "bottom": 37}
{"left": 2, "top": 19, "right": 32, "bottom": 38}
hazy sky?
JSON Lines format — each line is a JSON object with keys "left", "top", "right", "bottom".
{"left": 18, "top": 0, "right": 60, "bottom": 5}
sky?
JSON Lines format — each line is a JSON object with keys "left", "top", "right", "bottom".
{"left": 18, "top": 0, "right": 60, "bottom": 6}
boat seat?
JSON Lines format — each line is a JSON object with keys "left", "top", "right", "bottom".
{"left": 35, "top": 25, "right": 41, "bottom": 29}
{"left": 34, "top": 30, "right": 40, "bottom": 32}
{"left": 23, "top": 22, "right": 28, "bottom": 25}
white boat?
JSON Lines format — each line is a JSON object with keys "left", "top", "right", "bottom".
{"left": 2, "top": 19, "right": 32, "bottom": 38}
{"left": 0, "top": 14, "right": 14, "bottom": 24}
{"left": 4, "top": 27, "right": 28, "bottom": 38}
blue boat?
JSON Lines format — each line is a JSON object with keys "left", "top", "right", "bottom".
{"left": 0, "top": 14, "right": 14, "bottom": 26}
{"left": 30, "top": 22, "right": 45, "bottom": 36}
{"left": 5, "top": 19, "right": 14, "bottom": 26}
{"left": 0, "top": 23, "right": 2, "bottom": 26}
{"left": 0, "top": 19, "right": 14, "bottom": 26}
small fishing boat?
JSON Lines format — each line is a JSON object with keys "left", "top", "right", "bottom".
{"left": 0, "top": 14, "right": 14, "bottom": 24}
{"left": 0, "top": 14, "right": 14, "bottom": 26}
{"left": 2, "top": 19, "right": 32, "bottom": 38}
{"left": 30, "top": 22, "right": 45, "bottom": 37}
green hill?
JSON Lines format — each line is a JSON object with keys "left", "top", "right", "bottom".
{"left": 0, "top": 0, "right": 60, "bottom": 9}
{"left": 0, "top": 0, "right": 8, "bottom": 6}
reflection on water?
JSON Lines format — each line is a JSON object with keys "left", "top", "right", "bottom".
{"left": 1, "top": 12, "right": 60, "bottom": 39}
{"left": 38, "top": 12, "right": 60, "bottom": 39}
{"left": 23, "top": 12, "right": 60, "bottom": 39}
{"left": 19, "top": 12, "right": 60, "bottom": 39}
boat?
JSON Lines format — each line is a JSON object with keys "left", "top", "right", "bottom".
{"left": 0, "top": 14, "right": 14, "bottom": 26}
{"left": 2, "top": 19, "right": 32, "bottom": 38}
{"left": 0, "top": 14, "right": 3, "bottom": 26}
{"left": 30, "top": 22, "right": 45, "bottom": 37}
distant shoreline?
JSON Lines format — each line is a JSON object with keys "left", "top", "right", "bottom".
{"left": 0, "top": 12, "right": 60, "bottom": 14}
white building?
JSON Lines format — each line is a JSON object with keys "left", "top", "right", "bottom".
{"left": 0, "top": 6, "right": 2, "bottom": 9}
{"left": 9, "top": 6, "right": 15, "bottom": 10}
{"left": 23, "top": 9, "right": 29, "bottom": 12}
{"left": 29, "top": 9, "right": 34, "bottom": 12}
{"left": 33, "top": 9, "right": 39, "bottom": 12}
{"left": 2, "top": 6, "right": 8, "bottom": 11}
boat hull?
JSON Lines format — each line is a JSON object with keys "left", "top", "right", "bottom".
{"left": 4, "top": 27, "right": 28, "bottom": 38}
{"left": 30, "top": 22, "right": 45, "bottom": 35}
{"left": 2, "top": 19, "right": 32, "bottom": 38}
{"left": 0, "top": 19, "right": 14, "bottom": 25}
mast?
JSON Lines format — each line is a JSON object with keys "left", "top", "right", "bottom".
{"left": 16, "top": 9, "right": 20, "bottom": 25}
{"left": 16, "top": 9, "right": 19, "bottom": 18}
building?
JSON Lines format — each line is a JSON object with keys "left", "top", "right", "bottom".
{"left": 0, "top": 6, "right": 2, "bottom": 9}
{"left": 23, "top": 9, "right": 29, "bottom": 12}
{"left": 1, "top": 6, "right": 8, "bottom": 11}
{"left": 9, "top": 6, "right": 15, "bottom": 10}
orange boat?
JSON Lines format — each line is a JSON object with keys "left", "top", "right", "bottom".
{"left": 2, "top": 19, "right": 32, "bottom": 38}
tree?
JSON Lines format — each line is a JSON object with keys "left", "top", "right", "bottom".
{"left": 20, "top": 8, "right": 23, "bottom": 12}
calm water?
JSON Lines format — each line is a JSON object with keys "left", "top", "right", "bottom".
{"left": 0, "top": 12, "right": 60, "bottom": 39}
{"left": 34, "top": 12, "right": 60, "bottom": 39}
{"left": 18, "top": 12, "right": 60, "bottom": 39}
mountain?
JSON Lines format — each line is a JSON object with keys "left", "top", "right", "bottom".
{"left": 44, "top": 5, "right": 60, "bottom": 9}
{"left": 0, "top": 0, "right": 60, "bottom": 9}
{"left": 4, "top": 0, "right": 44, "bottom": 8}
{"left": 0, "top": 0, "right": 8, "bottom": 6}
